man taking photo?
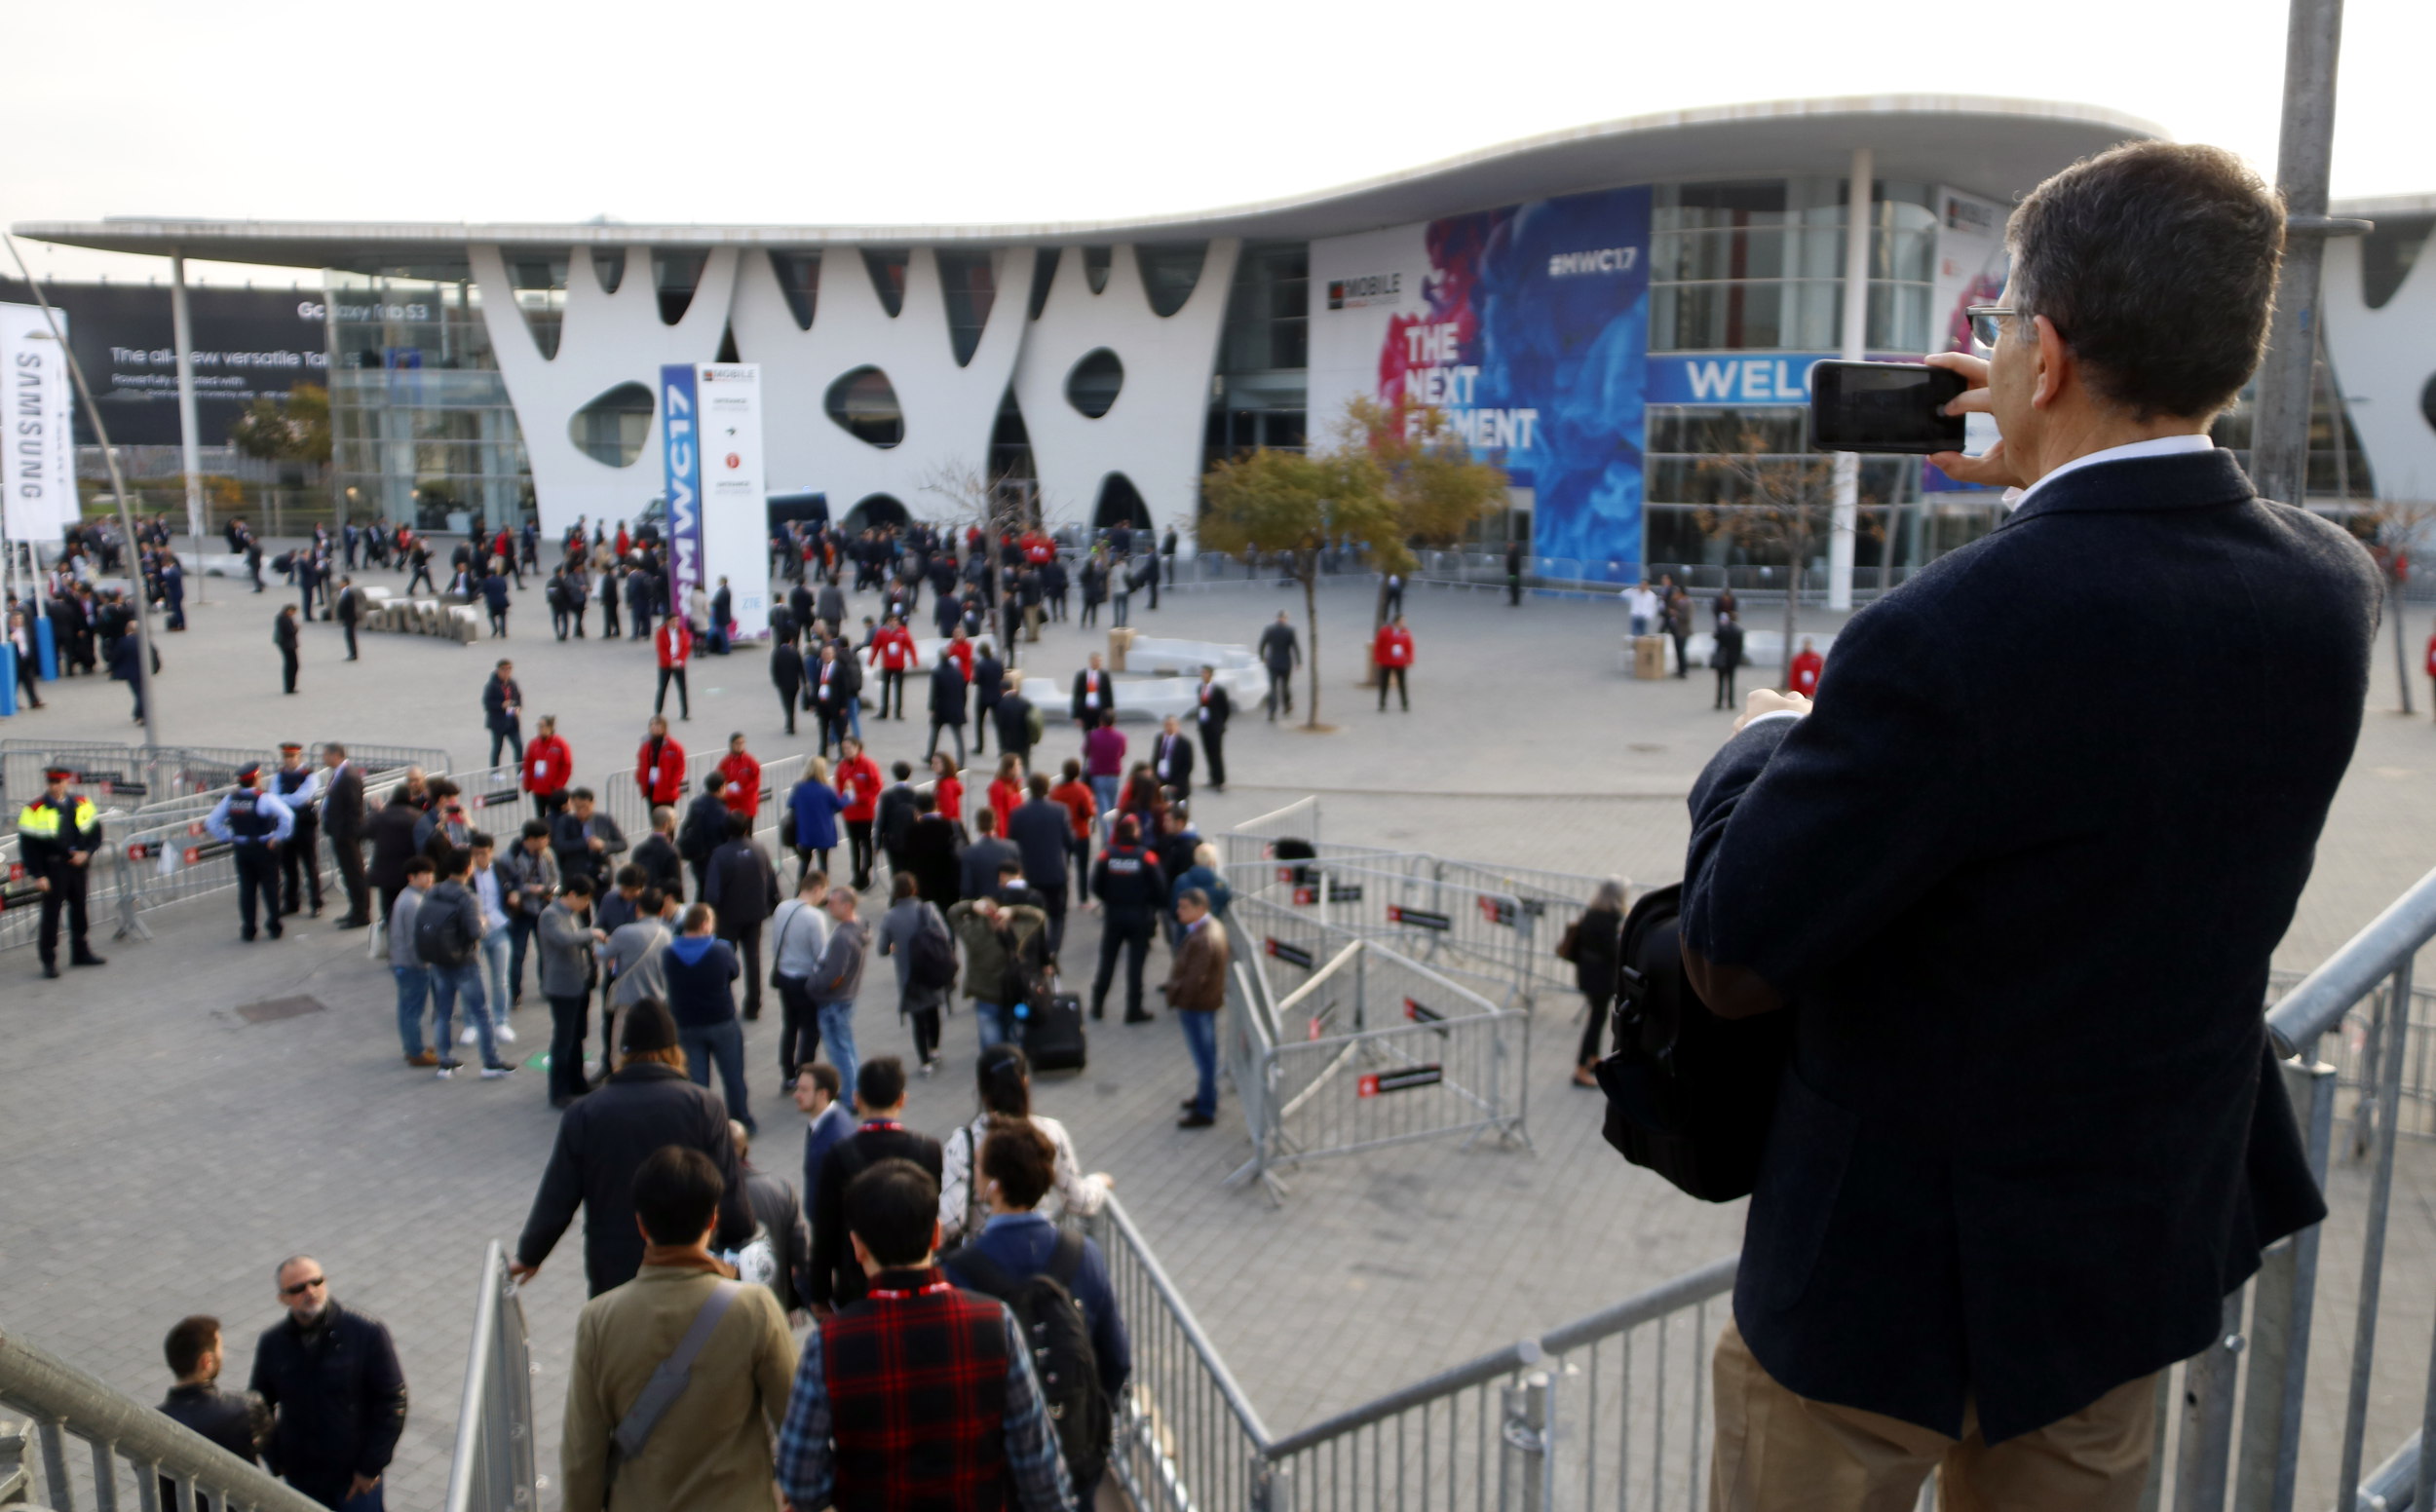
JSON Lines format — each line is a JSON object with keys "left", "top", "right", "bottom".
{"left": 1682, "top": 141, "right": 2377, "bottom": 1507}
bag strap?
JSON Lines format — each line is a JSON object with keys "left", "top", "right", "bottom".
{"left": 612, "top": 1279, "right": 741, "bottom": 1460}
{"left": 943, "top": 1241, "right": 1018, "bottom": 1301}
{"left": 1047, "top": 1228, "right": 1085, "bottom": 1289}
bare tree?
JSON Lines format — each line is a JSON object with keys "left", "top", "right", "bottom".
{"left": 916, "top": 457, "right": 1049, "bottom": 544}
{"left": 1694, "top": 430, "right": 1873, "bottom": 684}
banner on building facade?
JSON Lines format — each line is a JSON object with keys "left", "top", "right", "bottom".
{"left": 2, "top": 303, "right": 77, "bottom": 542}
{"left": 1311, "top": 186, "right": 1654, "bottom": 580}
{"left": 660, "top": 361, "right": 771, "bottom": 641}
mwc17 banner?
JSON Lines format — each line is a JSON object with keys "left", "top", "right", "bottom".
{"left": 1309, "top": 186, "right": 1653, "bottom": 581}
{"left": 659, "top": 361, "right": 771, "bottom": 640}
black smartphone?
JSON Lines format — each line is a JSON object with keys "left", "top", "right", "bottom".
{"left": 1808, "top": 360, "right": 1967, "bottom": 455}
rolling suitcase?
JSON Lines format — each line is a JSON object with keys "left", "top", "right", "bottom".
{"left": 1017, "top": 992, "right": 1088, "bottom": 1073}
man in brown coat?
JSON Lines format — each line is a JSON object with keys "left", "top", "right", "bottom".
{"left": 1163, "top": 888, "right": 1229, "bottom": 1128}
{"left": 560, "top": 1147, "right": 797, "bottom": 1512}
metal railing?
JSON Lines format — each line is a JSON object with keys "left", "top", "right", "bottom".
{"left": 1218, "top": 908, "right": 1531, "bottom": 1201}
{"left": 442, "top": 1242, "right": 538, "bottom": 1512}
{"left": 0, "top": 1324, "right": 324, "bottom": 1512}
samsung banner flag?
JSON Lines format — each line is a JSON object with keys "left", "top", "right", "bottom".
{"left": 660, "top": 361, "right": 771, "bottom": 641}
{"left": 2, "top": 304, "right": 76, "bottom": 542}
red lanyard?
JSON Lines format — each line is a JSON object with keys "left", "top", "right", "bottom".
{"left": 866, "top": 1279, "right": 953, "bottom": 1301}
{"left": 861, "top": 1119, "right": 902, "bottom": 1133}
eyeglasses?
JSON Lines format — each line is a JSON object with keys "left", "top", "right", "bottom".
{"left": 281, "top": 1275, "right": 326, "bottom": 1297}
{"left": 1966, "top": 305, "right": 2031, "bottom": 349}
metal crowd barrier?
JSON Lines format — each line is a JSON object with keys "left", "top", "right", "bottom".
{"left": 1220, "top": 899, "right": 1531, "bottom": 1202}
{"left": 2268, "top": 964, "right": 2436, "bottom": 1147}
{"left": 442, "top": 1241, "right": 538, "bottom": 1512}
{"left": 0, "top": 1322, "right": 324, "bottom": 1512}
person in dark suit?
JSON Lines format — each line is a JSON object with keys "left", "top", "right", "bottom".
{"left": 770, "top": 637, "right": 804, "bottom": 737}
{"left": 273, "top": 605, "right": 300, "bottom": 694}
{"left": 1071, "top": 654, "right": 1115, "bottom": 730}
{"left": 1710, "top": 613, "right": 1744, "bottom": 710}
{"left": 902, "top": 792, "right": 962, "bottom": 907}
{"left": 1676, "top": 142, "right": 2378, "bottom": 1506}
{"left": 364, "top": 777, "right": 425, "bottom": 926}
{"left": 1192, "top": 666, "right": 1231, "bottom": 790}
{"left": 481, "top": 659, "right": 524, "bottom": 766}
{"left": 806, "top": 1056, "right": 943, "bottom": 1313}
{"left": 334, "top": 576, "right": 363, "bottom": 660}
{"left": 320, "top": 744, "right": 371, "bottom": 926}
{"left": 924, "top": 656, "right": 968, "bottom": 769}
{"left": 1152, "top": 715, "right": 1195, "bottom": 799}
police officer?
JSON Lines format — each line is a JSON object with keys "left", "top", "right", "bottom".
{"left": 206, "top": 764, "right": 295, "bottom": 942}
{"left": 269, "top": 742, "right": 324, "bottom": 919}
{"left": 1088, "top": 813, "right": 1167, "bottom": 1025}
{"left": 18, "top": 766, "right": 105, "bottom": 978}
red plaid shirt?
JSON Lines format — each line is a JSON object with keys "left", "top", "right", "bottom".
{"left": 818, "top": 1270, "right": 1025, "bottom": 1509}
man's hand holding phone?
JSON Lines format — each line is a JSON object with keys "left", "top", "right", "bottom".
{"left": 1922, "top": 352, "right": 2026, "bottom": 491}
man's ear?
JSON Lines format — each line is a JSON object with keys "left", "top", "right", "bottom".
{"left": 2032, "top": 314, "right": 2071, "bottom": 411}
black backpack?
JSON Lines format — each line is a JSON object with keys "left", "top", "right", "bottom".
{"left": 412, "top": 889, "right": 476, "bottom": 968}
{"left": 907, "top": 905, "right": 959, "bottom": 992}
{"left": 1593, "top": 884, "right": 1793, "bottom": 1202}
{"left": 946, "top": 1233, "right": 1110, "bottom": 1492}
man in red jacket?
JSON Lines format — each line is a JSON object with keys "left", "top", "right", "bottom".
{"left": 636, "top": 715, "right": 687, "bottom": 808}
{"left": 1374, "top": 615, "right": 1415, "bottom": 712}
{"left": 941, "top": 624, "right": 975, "bottom": 683}
{"left": 866, "top": 614, "right": 919, "bottom": 719}
{"left": 833, "top": 735, "right": 884, "bottom": 891}
{"left": 521, "top": 715, "right": 575, "bottom": 817}
{"left": 1789, "top": 637, "right": 1824, "bottom": 699}
{"left": 717, "top": 733, "right": 763, "bottom": 818}
{"left": 654, "top": 613, "right": 693, "bottom": 720}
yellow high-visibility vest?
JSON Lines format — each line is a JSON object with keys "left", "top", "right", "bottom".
{"left": 17, "top": 795, "right": 97, "bottom": 843}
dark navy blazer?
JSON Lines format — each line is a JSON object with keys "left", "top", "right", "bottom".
{"left": 1680, "top": 447, "right": 2376, "bottom": 1441}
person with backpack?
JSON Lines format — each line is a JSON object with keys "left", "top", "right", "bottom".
{"left": 805, "top": 1059, "right": 944, "bottom": 1316}
{"left": 877, "top": 873, "right": 955, "bottom": 1077}
{"left": 937, "top": 1045, "right": 1109, "bottom": 1249}
{"left": 942, "top": 1117, "right": 1127, "bottom": 1505}
{"left": 947, "top": 886, "right": 1050, "bottom": 1053}
{"left": 416, "top": 848, "right": 513, "bottom": 1079}
{"left": 558, "top": 1148, "right": 797, "bottom": 1512}
{"left": 779, "top": 1156, "right": 1076, "bottom": 1512}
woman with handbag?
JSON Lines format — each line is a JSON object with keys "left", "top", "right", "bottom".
{"left": 1567, "top": 878, "right": 1627, "bottom": 1087}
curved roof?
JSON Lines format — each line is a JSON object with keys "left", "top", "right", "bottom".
{"left": 16, "top": 94, "right": 2162, "bottom": 273}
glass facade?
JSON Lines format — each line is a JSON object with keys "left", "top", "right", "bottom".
{"left": 327, "top": 270, "right": 530, "bottom": 533}
{"left": 1205, "top": 241, "right": 1310, "bottom": 473}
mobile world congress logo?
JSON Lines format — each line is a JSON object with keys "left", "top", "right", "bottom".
{"left": 1546, "top": 246, "right": 1639, "bottom": 278}
{"left": 1327, "top": 273, "right": 1402, "bottom": 310}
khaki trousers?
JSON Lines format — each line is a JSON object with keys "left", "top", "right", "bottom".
{"left": 1709, "top": 1321, "right": 2156, "bottom": 1512}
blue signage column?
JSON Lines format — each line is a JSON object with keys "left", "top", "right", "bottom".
{"left": 659, "top": 363, "right": 704, "bottom": 613}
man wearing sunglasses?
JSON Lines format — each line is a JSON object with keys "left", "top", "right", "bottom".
{"left": 247, "top": 1258, "right": 407, "bottom": 1510}
{"left": 1683, "top": 142, "right": 2378, "bottom": 1508}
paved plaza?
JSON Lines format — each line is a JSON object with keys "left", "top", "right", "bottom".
{"left": 4, "top": 554, "right": 2435, "bottom": 1508}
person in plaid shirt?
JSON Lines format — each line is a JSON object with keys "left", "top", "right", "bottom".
{"left": 776, "top": 1158, "right": 1075, "bottom": 1512}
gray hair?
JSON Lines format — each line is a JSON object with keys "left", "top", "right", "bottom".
{"left": 1593, "top": 877, "right": 1626, "bottom": 911}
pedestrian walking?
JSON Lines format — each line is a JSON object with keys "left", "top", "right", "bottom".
{"left": 537, "top": 875, "right": 603, "bottom": 1107}
{"left": 387, "top": 857, "right": 438, "bottom": 1067}
{"left": 482, "top": 660, "right": 524, "bottom": 766}
{"left": 771, "top": 635, "right": 804, "bottom": 736}
{"left": 666, "top": 901, "right": 754, "bottom": 1131}
{"left": 521, "top": 715, "right": 573, "bottom": 817}
{"left": 940, "top": 1116, "right": 1128, "bottom": 1506}
{"left": 635, "top": 714, "right": 687, "bottom": 809}
{"left": 1152, "top": 715, "right": 1195, "bottom": 798}
{"left": 1193, "top": 666, "right": 1230, "bottom": 790}
{"left": 787, "top": 756, "right": 846, "bottom": 885}
{"left": 1712, "top": 612, "right": 1745, "bottom": 709}
{"left": 780, "top": 1154, "right": 1073, "bottom": 1512}
{"left": 1163, "top": 888, "right": 1229, "bottom": 1127}
{"left": 335, "top": 576, "right": 363, "bottom": 659}
{"left": 936, "top": 1044, "right": 1109, "bottom": 1248}
{"left": 834, "top": 737, "right": 883, "bottom": 892}
{"left": 481, "top": 566, "right": 511, "bottom": 637}
{"left": 876, "top": 874, "right": 951, "bottom": 1073}
{"left": 654, "top": 614, "right": 693, "bottom": 719}
{"left": 1373, "top": 614, "right": 1414, "bottom": 711}
{"left": 771, "top": 870, "right": 833, "bottom": 1088}
{"left": 269, "top": 742, "right": 325, "bottom": 920}
{"left": 1070, "top": 652, "right": 1115, "bottom": 732}
{"left": 927, "top": 654, "right": 970, "bottom": 768}
{"left": 1090, "top": 814, "right": 1164, "bottom": 1025}
{"left": 511, "top": 999, "right": 753, "bottom": 1296}
{"left": 248, "top": 1259, "right": 407, "bottom": 1512}
{"left": 803, "top": 1059, "right": 944, "bottom": 1315}
{"left": 809, "top": 885, "right": 870, "bottom": 1098}
{"left": 17, "top": 765, "right": 104, "bottom": 978}
{"left": 501, "top": 819, "right": 559, "bottom": 1004}
{"left": 1789, "top": 636, "right": 1824, "bottom": 699}
{"left": 1258, "top": 611, "right": 1299, "bottom": 719}
{"left": 1563, "top": 878, "right": 1625, "bottom": 1086}
{"left": 206, "top": 765, "right": 295, "bottom": 942}
{"left": 1666, "top": 585, "right": 1693, "bottom": 678}
{"left": 322, "top": 743, "right": 372, "bottom": 926}
{"left": 273, "top": 604, "right": 300, "bottom": 694}
{"left": 421, "top": 847, "right": 514, "bottom": 1078}
{"left": 706, "top": 812, "right": 780, "bottom": 1021}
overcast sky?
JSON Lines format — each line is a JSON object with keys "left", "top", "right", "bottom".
{"left": 7, "top": 0, "right": 2428, "bottom": 286}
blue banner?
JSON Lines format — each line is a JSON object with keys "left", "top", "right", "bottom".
{"left": 1646, "top": 354, "right": 1834, "bottom": 406}
{"left": 659, "top": 363, "right": 704, "bottom": 607}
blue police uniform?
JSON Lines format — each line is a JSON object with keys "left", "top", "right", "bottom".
{"left": 207, "top": 776, "right": 295, "bottom": 941}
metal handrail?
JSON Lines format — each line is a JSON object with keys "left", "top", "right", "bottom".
{"left": 1099, "top": 1198, "right": 1274, "bottom": 1450}
{"left": 1261, "top": 1256, "right": 1739, "bottom": 1459}
{"left": 2265, "top": 863, "right": 2436, "bottom": 1055}
{"left": 441, "top": 1241, "right": 506, "bottom": 1512}
{"left": 0, "top": 1324, "right": 325, "bottom": 1512}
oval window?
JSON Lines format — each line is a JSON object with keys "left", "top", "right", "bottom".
{"left": 826, "top": 366, "right": 904, "bottom": 448}
{"left": 1066, "top": 348, "right": 1123, "bottom": 420}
